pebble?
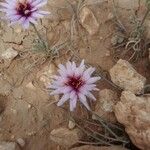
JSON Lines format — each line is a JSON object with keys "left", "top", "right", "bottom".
{"left": 16, "top": 138, "right": 25, "bottom": 147}
{"left": 11, "top": 135, "right": 15, "bottom": 139}
{"left": 111, "top": 34, "right": 124, "bottom": 46}
{"left": 79, "top": 6, "right": 99, "bottom": 35}
{"left": 107, "top": 12, "right": 114, "bottom": 20}
{"left": 28, "top": 104, "right": 32, "bottom": 109}
{"left": 68, "top": 120, "right": 76, "bottom": 130}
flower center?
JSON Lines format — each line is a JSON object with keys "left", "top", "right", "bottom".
{"left": 66, "top": 76, "right": 85, "bottom": 92}
{"left": 16, "top": 2, "right": 32, "bottom": 17}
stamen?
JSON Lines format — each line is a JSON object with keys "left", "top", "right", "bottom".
{"left": 16, "top": 2, "right": 32, "bottom": 17}
{"left": 66, "top": 76, "right": 84, "bottom": 92}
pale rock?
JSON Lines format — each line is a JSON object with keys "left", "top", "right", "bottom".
{"left": 111, "top": 34, "right": 124, "bottom": 46}
{"left": 0, "top": 48, "right": 18, "bottom": 67}
{"left": 79, "top": 7, "right": 99, "bottom": 35}
{"left": 109, "top": 59, "right": 146, "bottom": 94}
{"left": 50, "top": 127, "right": 83, "bottom": 147}
{"left": 16, "top": 138, "right": 25, "bottom": 147}
{"left": 28, "top": 104, "right": 32, "bottom": 109}
{"left": 92, "top": 89, "right": 118, "bottom": 123}
{"left": 107, "top": 12, "right": 114, "bottom": 21}
{"left": 68, "top": 120, "right": 76, "bottom": 130}
{"left": 105, "top": 50, "right": 111, "bottom": 57}
{"left": 71, "top": 145, "right": 129, "bottom": 150}
{"left": 0, "top": 141, "right": 20, "bottom": 150}
{"left": 115, "top": 91, "right": 150, "bottom": 150}
{"left": 11, "top": 135, "right": 15, "bottom": 139}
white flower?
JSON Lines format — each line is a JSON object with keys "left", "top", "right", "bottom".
{"left": 0, "top": 0, "right": 50, "bottom": 28}
{"left": 50, "top": 60, "right": 101, "bottom": 111}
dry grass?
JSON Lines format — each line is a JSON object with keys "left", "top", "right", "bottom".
{"left": 69, "top": 112, "right": 130, "bottom": 148}
{"left": 112, "top": 0, "right": 150, "bottom": 63}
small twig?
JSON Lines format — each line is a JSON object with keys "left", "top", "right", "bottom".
{"left": 69, "top": 116, "right": 112, "bottom": 146}
{"left": 78, "top": 140, "right": 102, "bottom": 145}
{"left": 86, "top": 126, "right": 128, "bottom": 144}
{"left": 91, "top": 112, "right": 119, "bottom": 139}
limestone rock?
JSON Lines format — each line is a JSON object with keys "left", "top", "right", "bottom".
{"left": 0, "top": 142, "right": 20, "bottom": 150}
{"left": 0, "top": 48, "right": 18, "bottom": 68}
{"left": 109, "top": 59, "right": 146, "bottom": 94}
{"left": 79, "top": 6, "right": 99, "bottom": 35}
{"left": 107, "top": 12, "right": 115, "bottom": 21}
{"left": 16, "top": 138, "right": 25, "bottom": 147}
{"left": 68, "top": 120, "right": 76, "bottom": 130}
{"left": 71, "top": 145, "right": 128, "bottom": 150}
{"left": 114, "top": 91, "right": 150, "bottom": 150}
{"left": 50, "top": 127, "right": 83, "bottom": 147}
{"left": 92, "top": 89, "right": 118, "bottom": 123}
{"left": 111, "top": 34, "right": 124, "bottom": 46}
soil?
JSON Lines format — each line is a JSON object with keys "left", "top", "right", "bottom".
{"left": 0, "top": 0, "right": 149, "bottom": 150}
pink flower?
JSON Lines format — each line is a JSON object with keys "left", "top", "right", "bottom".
{"left": 50, "top": 60, "right": 101, "bottom": 111}
{"left": 0, "top": 0, "right": 50, "bottom": 28}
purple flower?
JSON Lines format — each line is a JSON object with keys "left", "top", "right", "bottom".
{"left": 50, "top": 60, "right": 101, "bottom": 111}
{"left": 0, "top": 0, "right": 50, "bottom": 28}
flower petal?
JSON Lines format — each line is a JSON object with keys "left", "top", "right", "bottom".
{"left": 70, "top": 96, "right": 77, "bottom": 111}
{"left": 83, "top": 67, "right": 95, "bottom": 80}
{"left": 87, "top": 77, "right": 101, "bottom": 84}
{"left": 86, "top": 92, "right": 96, "bottom": 101}
{"left": 57, "top": 94, "right": 70, "bottom": 106}
{"left": 38, "top": 10, "right": 50, "bottom": 15}
{"left": 22, "top": 19, "right": 30, "bottom": 29}
{"left": 78, "top": 93, "right": 91, "bottom": 110}
{"left": 1, "top": 0, "right": 49, "bottom": 28}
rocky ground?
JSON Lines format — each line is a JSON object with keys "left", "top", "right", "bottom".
{"left": 0, "top": 0, "right": 150, "bottom": 150}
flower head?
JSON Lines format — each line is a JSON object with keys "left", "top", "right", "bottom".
{"left": 50, "top": 60, "right": 101, "bottom": 111}
{"left": 0, "top": 0, "right": 50, "bottom": 28}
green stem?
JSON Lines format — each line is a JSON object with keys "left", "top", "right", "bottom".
{"left": 31, "top": 23, "right": 47, "bottom": 49}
